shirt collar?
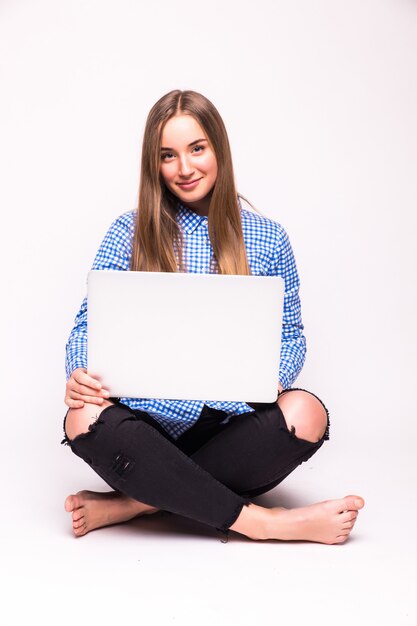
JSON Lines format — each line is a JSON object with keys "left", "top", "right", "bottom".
{"left": 176, "top": 203, "right": 208, "bottom": 234}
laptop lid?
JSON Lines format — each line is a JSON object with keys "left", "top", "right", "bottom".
{"left": 87, "top": 270, "right": 284, "bottom": 402}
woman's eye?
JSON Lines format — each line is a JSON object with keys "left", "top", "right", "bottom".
{"left": 161, "top": 152, "right": 174, "bottom": 161}
{"left": 192, "top": 145, "right": 204, "bottom": 154}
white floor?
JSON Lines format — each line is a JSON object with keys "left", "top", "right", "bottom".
{"left": 3, "top": 389, "right": 416, "bottom": 626}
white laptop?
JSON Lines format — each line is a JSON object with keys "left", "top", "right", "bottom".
{"left": 87, "top": 270, "right": 284, "bottom": 402}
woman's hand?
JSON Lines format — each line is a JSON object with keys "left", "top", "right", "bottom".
{"left": 65, "top": 367, "right": 110, "bottom": 409}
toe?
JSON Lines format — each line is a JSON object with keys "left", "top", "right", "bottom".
{"left": 341, "top": 520, "right": 355, "bottom": 530}
{"left": 339, "top": 510, "right": 358, "bottom": 524}
{"left": 74, "top": 524, "right": 87, "bottom": 537}
{"left": 72, "top": 509, "right": 84, "bottom": 522}
{"left": 73, "top": 517, "right": 86, "bottom": 529}
{"left": 64, "top": 496, "right": 74, "bottom": 513}
{"left": 335, "top": 495, "right": 364, "bottom": 514}
{"left": 65, "top": 495, "right": 76, "bottom": 512}
{"left": 344, "top": 495, "right": 365, "bottom": 510}
{"left": 65, "top": 494, "right": 83, "bottom": 512}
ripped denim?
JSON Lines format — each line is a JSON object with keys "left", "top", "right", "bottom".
{"left": 62, "top": 389, "right": 329, "bottom": 532}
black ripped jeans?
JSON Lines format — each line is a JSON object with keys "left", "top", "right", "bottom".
{"left": 62, "top": 390, "right": 329, "bottom": 532}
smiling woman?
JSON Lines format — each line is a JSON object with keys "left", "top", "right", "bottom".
{"left": 160, "top": 117, "right": 218, "bottom": 216}
{"left": 131, "top": 90, "right": 250, "bottom": 275}
{"left": 62, "top": 89, "right": 364, "bottom": 544}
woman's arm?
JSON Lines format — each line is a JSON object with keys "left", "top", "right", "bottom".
{"left": 269, "top": 224, "right": 307, "bottom": 390}
{"left": 64, "top": 213, "right": 134, "bottom": 407}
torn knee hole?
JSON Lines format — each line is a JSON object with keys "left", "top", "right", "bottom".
{"left": 288, "top": 423, "right": 327, "bottom": 443}
{"left": 62, "top": 413, "right": 102, "bottom": 445}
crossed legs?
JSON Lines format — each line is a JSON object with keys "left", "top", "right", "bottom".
{"left": 63, "top": 391, "right": 364, "bottom": 543}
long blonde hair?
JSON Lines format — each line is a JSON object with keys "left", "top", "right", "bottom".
{"left": 130, "top": 90, "right": 252, "bottom": 275}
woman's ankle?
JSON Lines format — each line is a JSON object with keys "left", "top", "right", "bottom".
{"left": 229, "top": 503, "right": 271, "bottom": 540}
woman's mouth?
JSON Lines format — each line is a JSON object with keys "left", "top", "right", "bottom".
{"left": 177, "top": 178, "right": 202, "bottom": 190}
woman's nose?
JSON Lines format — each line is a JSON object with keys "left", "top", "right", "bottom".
{"left": 178, "top": 154, "right": 194, "bottom": 177}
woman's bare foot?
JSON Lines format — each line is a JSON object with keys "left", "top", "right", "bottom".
{"left": 230, "top": 495, "right": 365, "bottom": 544}
{"left": 64, "top": 490, "right": 159, "bottom": 537}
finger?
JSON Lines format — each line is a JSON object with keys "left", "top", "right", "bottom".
{"left": 73, "top": 369, "right": 103, "bottom": 391}
{"left": 68, "top": 391, "right": 106, "bottom": 405}
{"left": 65, "top": 397, "right": 84, "bottom": 409}
{"left": 70, "top": 381, "right": 109, "bottom": 398}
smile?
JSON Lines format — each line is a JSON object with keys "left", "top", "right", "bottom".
{"left": 177, "top": 178, "right": 202, "bottom": 189}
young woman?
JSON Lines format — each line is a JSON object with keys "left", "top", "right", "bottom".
{"left": 63, "top": 89, "right": 364, "bottom": 543}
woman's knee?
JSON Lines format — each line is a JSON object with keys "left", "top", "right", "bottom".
{"left": 64, "top": 400, "right": 114, "bottom": 442}
{"left": 277, "top": 390, "right": 328, "bottom": 443}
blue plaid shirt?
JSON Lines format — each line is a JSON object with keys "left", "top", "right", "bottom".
{"left": 65, "top": 203, "right": 306, "bottom": 438}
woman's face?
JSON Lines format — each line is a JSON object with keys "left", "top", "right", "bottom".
{"left": 160, "top": 114, "right": 218, "bottom": 216}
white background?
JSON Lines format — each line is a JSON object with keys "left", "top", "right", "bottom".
{"left": 1, "top": 0, "right": 416, "bottom": 624}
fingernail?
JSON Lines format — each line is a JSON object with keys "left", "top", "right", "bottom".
{"left": 102, "top": 390, "right": 110, "bottom": 398}
{"left": 355, "top": 498, "right": 363, "bottom": 508}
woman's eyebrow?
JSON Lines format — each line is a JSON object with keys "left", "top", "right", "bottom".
{"left": 161, "top": 138, "right": 207, "bottom": 150}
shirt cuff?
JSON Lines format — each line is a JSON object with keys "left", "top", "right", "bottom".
{"left": 65, "top": 354, "right": 88, "bottom": 380}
